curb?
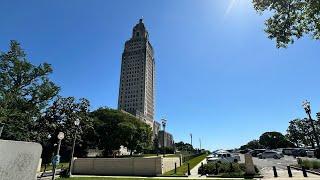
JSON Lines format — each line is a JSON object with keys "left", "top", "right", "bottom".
{"left": 290, "top": 166, "right": 320, "bottom": 176}
{"left": 206, "top": 174, "right": 264, "bottom": 178}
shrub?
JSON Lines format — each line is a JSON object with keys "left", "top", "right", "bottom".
{"left": 198, "top": 162, "right": 259, "bottom": 175}
{"left": 301, "top": 160, "right": 312, "bottom": 169}
{"left": 299, "top": 159, "right": 320, "bottom": 170}
{"left": 312, "top": 160, "right": 320, "bottom": 169}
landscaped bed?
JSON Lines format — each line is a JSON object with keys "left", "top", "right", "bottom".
{"left": 293, "top": 158, "right": 320, "bottom": 173}
{"left": 163, "top": 153, "right": 207, "bottom": 176}
{"left": 198, "top": 162, "right": 260, "bottom": 178}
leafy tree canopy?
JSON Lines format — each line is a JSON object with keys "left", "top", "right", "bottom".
{"left": 90, "top": 108, "right": 152, "bottom": 156}
{"left": 259, "top": 131, "right": 294, "bottom": 149}
{"left": 253, "top": 0, "right": 320, "bottom": 48}
{"left": 0, "top": 40, "right": 59, "bottom": 141}
{"left": 240, "top": 139, "right": 264, "bottom": 150}
{"left": 175, "top": 141, "right": 194, "bottom": 152}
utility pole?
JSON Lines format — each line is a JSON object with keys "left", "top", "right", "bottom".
{"left": 190, "top": 133, "right": 193, "bottom": 147}
{"left": 161, "top": 118, "right": 167, "bottom": 157}
{"left": 199, "top": 138, "right": 201, "bottom": 150}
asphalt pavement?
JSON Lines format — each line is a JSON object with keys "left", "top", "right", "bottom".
{"left": 238, "top": 154, "right": 320, "bottom": 178}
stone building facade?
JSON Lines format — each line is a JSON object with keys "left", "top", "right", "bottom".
{"left": 118, "top": 19, "right": 155, "bottom": 128}
{"left": 158, "top": 130, "right": 174, "bottom": 148}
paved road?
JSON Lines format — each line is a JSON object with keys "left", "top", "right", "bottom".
{"left": 239, "top": 154, "right": 317, "bottom": 170}
{"left": 238, "top": 154, "right": 320, "bottom": 178}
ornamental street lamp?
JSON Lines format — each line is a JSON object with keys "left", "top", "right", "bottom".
{"left": 161, "top": 118, "right": 167, "bottom": 157}
{"left": 68, "top": 118, "right": 80, "bottom": 176}
{"left": 52, "top": 132, "right": 64, "bottom": 180}
{"left": 302, "top": 100, "right": 320, "bottom": 148}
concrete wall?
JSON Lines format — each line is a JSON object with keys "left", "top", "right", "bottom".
{"left": 72, "top": 157, "right": 180, "bottom": 176}
{"left": 162, "top": 157, "right": 181, "bottom": 173}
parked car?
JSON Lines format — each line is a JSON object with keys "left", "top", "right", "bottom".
{"left": 249, "top": 149, "right": 266, "bottom": 157}
{"left": 206, "top": 154, "right": 214, "bottom": 160}
{"left": 207, "top": 152, "right": 240, "bottom": 163}
{"left": 307, "top": 149, "right": 315, "bottom": 158}
{"left": 292, "top": 148, "right": 307, "bottom": 157}
{"left": 239, "top": 149, "right": 252, "bottom": 154}
{"left": 258, "top": 150, "right": 284, "bottom": 159}
{"left": 282, "top": 148, "right": 296, "bottom": 155}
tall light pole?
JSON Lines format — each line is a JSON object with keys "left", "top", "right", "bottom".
{"left": 68, "top": 118, "right": 80, "bottom": 176}
{"left": 199, "top": 138, "right": 201, "bottom": 150}
{"left": 161, "top": 118, "right": 167, "bottom": 157}
{"left": 302, "top": 100, "right": 320, "bottom": 148}
{"left": 52, "top": 132, "right": 64, "bottom": 180}
{"left": 190, "top": 133, "right": 193, "bottom": 147}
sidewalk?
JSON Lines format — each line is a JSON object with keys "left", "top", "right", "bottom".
{"left": 260, "top": 167, "right": 320, "bottom": 179}
{"left": 189, "top": 158, "right": 207, "bottom": 177}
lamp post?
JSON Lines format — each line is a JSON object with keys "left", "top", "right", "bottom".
{"left": 68, "top": 118, "right": 80, "bottom": 176}
{"left": 302, "top": 100, "right": 319, "bottom": 148}
{"left": 161, "top": 118, "right": 167, "bottom": 157}
{"left": 52, "top": 132, "right": 64, "bottom": 180}
{"left": 190, "top": 133, "right": 193, "bottom": 147}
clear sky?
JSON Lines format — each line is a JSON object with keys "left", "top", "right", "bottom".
{"left": 1, "top": 0, "right": 319, "bottom": 150}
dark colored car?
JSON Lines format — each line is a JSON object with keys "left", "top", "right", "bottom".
{"left": 282, "top": 148, "right": 296, "bottom": 155}
{"left": 292, "top": 149, "right": 307, "bottom": 157}
{"left": 239, "top": 149, "right": 252, "bottom": 154}
{"left": 250, "top": 149, "right": 266, "bottom": 157}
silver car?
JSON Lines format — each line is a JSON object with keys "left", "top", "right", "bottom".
{"left": 258, "top": 150, "right": 284, "bottom": 159}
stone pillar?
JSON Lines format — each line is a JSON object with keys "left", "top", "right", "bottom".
{"left": 244, "top": 154, "right": 255, "bottom": 175}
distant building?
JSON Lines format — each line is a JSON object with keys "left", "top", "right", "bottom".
{"left": 118, "top": 19, "right": 155, "bottom": 129}
{"left": 153, "top": 121, "right": 161, "bottom": 138}
{"left": 158, "top": 130, "right": 174, "bottom": 148}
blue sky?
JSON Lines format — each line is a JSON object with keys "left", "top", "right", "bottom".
{"left": 1, "top": 0, "right": 319, "bottom": 150}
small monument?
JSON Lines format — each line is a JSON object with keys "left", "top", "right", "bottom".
{"left": 244, "top": 153, "right": 255, "bottom": 175}
{"left": 0, "top": 140, "right": 42, "bottom": 180}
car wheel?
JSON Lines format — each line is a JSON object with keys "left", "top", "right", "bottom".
{"left": 273, "top": 155, "right": 278, "bottom": 159}
{"left": 234, "top": 159, "right": 238, "bottom": 163}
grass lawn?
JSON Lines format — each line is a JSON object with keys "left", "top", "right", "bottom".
{"left": 164, "top": 153, "right": 207, "bottom": 176}
{"left": 41, "top": 162, "right": 69, "bottom": 171}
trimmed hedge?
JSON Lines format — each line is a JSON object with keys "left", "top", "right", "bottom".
{"left": 198, "top": 162, "right": 259, "bottom": 175}
{"left": 297, "top": 159, "right": 320, "bottom": 170}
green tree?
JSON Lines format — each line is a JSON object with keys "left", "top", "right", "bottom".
{"left": 242, "top": 140, "right": 265, "bottom": 150}
{"left": 37, "top": 96, "right": 94, "bottom": 162}
{"left": 286, "top": 118, "right": 315, "bottom": 147}
{"left": 259, "top": 131, "right": 294, "bottom": 149}
{"left": 0, "top": 40, "right": 59, "bottom": 141}
{"left": 91, "top": 108, "right": 152, "bottom": 157}
{"left": 253, "top": 0, "right": 320, "bottom": 48}
{"left": 119, "top": 121, "right": 137, "bottom": 156}
{"left": 175, "top": 141, "right": 194, "bottom": 152}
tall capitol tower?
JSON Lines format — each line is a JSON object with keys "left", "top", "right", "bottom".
{"left": 118, "top": 19, "right": 155, "bottom": 128}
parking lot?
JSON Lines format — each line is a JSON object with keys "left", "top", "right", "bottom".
{"left": 238, "top": 154, "right": 319, "bottom": 178}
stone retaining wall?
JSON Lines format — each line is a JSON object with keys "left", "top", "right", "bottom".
{"left": 72, "top": 157, "right": 180, "bottom": 176}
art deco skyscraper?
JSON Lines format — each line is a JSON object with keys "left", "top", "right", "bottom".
{"left": 118, "top": 19, "right": 155, "bottom": 128}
